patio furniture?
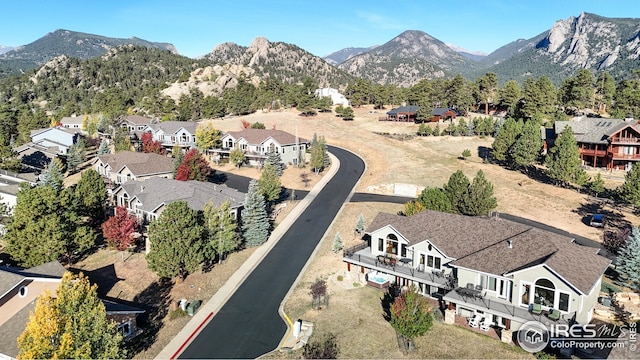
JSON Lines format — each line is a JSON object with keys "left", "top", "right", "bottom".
{"left": 377, "top": 255, "right": 385, "bottom": 264}
{"left": 480, "top": 317, "right": 493, "bottom": 331}
{"left": 547, "top": 308, "right": 561, "bottom": 321}
{"left": 468, "top": 314, "right": 481, "bottom": 328}
{"left": 475, "top": 284, "right": 483, "bottom": 291}
{"left": 530, "top": 303, "right": 542, "bottom": 315}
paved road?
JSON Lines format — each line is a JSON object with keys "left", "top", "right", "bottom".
{"left": 180, "top": 146, "right": 364, "bottom": 359}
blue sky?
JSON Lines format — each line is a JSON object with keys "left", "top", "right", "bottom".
{"left": 1, "top": 0, "right": 638, "bottom": 58}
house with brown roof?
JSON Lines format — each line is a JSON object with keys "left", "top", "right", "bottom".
{"left": 93, "top": 151, "right": 174, "bottom": 190}
{"left": 219, "top": 128, "right": 309, "bottom": 167}
{"left": 0, "top": 261, "right": 143, "bottom": 359}
{"left": 343, "top": 210, "right": 610, "bottom": 338}
{"left": 550, "top": 117, "right": 640, "bottom": 170}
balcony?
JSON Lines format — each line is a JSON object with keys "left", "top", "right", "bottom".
{"left": 580, "top": 149, "right": 607, "bottom": 157}
{"left": 610, "top": 137, "right": 640, "bottom": 144}
{"left": 610, "top": 153, "right": 640, "bottom": 160}
{"left": 343, "top": 244, "right": 454, "bottom": 289}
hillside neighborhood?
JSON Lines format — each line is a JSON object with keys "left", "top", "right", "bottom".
{"left": 1, "top": 8, "right": 640, "bottom": 360}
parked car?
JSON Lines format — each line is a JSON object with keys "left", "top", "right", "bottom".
{"left": 590, "top": 214, "right": 606, "bottom": 228}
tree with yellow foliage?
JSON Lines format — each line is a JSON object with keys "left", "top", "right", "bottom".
{"left": 17, "top": 272, "right": 122, "bottom": 359}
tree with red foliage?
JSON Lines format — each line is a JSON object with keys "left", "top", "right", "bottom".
{"left": 101, "top": 206, "right": 139, "bottom": 262}
{"left": 241, "top": 119, "right": 251, "bottom": 129}
{"left": 141, "top": 132, "right": 166, "bottom": 155}
{"left": 176, "top": 149, "right": 211, "bottom": 181}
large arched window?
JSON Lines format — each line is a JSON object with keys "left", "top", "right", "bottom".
{"left": 385, "top": 234, "right": 398, "bottom": 256}
{"left": 534, "top": 278, "right": 555, "bottom": 307}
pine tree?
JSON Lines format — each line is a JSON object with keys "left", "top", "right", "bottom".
{"left": 510, "top": 120, "right": 543, "bottom": 170}
{"left": 258, "top": 163, "right": 282, "bottom": 203}
{"left": 74, "top": 168, "right": 107, "bottom": 225}
{"left": 443, "top": 170, "right": 470, "bottom": 213}
{"left": 310, "top": 138, "right": 325, "bottom": 175}
{"left": 18, "top": 272, "right": 122, "bottom": 359}
{"left": 416, "top": 187, "right": 454, "bottom": 213}
{"left": 619, "top": 162, "right": 640, "bottom": 208}
{"left": 67, "top": 139, "right": 86, "bottom": 174}
{"left": 390, "top": 286, "right": 434, "bottom": 354}
{"left": 616, "top": 226, "right": 640, "bottom": 291}
{"left": 460, "top": 170, "right": 498, "bottom": 216}
{"left": 39, "top": 158, "right": 65, "bottom": 192}
{"left": 147, "top": 201, "right": 205, "bottom": 280}
{"left": 97, "top": 137, "right": 110, "bottom": 155}
{"left": 242, "top": 180, "right": 270, "bottom": 247}
{"left": 204, "top": 201, "right": 240, "bottom": 264}
{"left": 355, "top": 214, "right": 366, "bottom": 234}
{"left": 546, "top": 125, "right": 588, "bottom": 187}
{"left": 492, "top": 117, "right": 521, "bottom": 162}
{"left": 265, "top": 149, "right": 284, "bottom": 176}
{"left": 321, "top": 136, "right": 330, "bottom": 168}
{"left": 332, "top": 233, "right": 343, "bottom": 254}
{"left": 588, "top": 172, "right": 606, "bottom": 197}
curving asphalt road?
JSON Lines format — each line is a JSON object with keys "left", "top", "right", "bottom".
{"left": 179, "top": 146, "right": 365, "bottom": 359}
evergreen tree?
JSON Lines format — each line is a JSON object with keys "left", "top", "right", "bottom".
{"left": 619, "top": 162, "right": 640, "bottom": 208}
{"left": 390, "top": 286, "right": 433, "bottom": 354}
{"left": 492, "top": 117, "right": 521, "bottom": 162}
{"left": 355, "top": 214, "right": 366, "bottom": 234}
{"left": 74, "top": 168, "right": 107, "bottom": 225}
{"left": 6, "top": 185, "right": 95, "bottom": 267}
{"left": 616, "top": 226, "right": 640, "bottom": 291}
{"left": 546, "top": 125, "right": 588, "bottom": 187}
{"left": 443, "top": 170, "right": 470, "bottom": 213}
{"left": 416, "top": 187, "right": 454, "bottom": 213}
{"left": 310, "top": 137, "right": 325, "bottom": 175}
{"left": 265, "top": 149, "right": 284, "bottom": 176}
{"left": 113, "top": 127, "right": 132, "bottom": 152}
{"left": 510, "top": 120, "right": 543, "bottom": 171}
{"left": 332, "top": 232, "right": 343, "bottom": 254}
{"left": 67, "top": 139, "right": 86, "bottom": 174}
{"left": 588, "top": 173, "right": 606, "bottom": 197}
{"left": 147, "top": 201, "right": 205, "bottom": 280}
{"left": 320, "top": 136, "right": 330, "bottom": 168}
{"left": 39, "top": 158, "right": 65, "bottom": 192}
{"left": 242, "top": 180, "right": 270, "bottom": 247}
{"left": 172, "top": 146, "right": 184, "bottom": 176}
{"left": 258, "top": 163, "right": 282, "bottom": 203}
{"left": 18, "top": 272, "right": 122, "bottom": 359}
{"left": 0, "top": 134, "right": 22, "bottom": 171}
{"left": 499, "top": 80, "right": 522, "bottom": 115}
{"left": 341, "top": 106, "right": 355, "bottom": 120}
{"left": 97, "top": 137, "right": 110, "bottom": 155}
{"left": 203, "top": 201, "right": 240, "bottom": 264}
{"left": 417, "top": 123, "right": 432, "bottom": 136}
{"left": 460, "top": 170, "right": 498, "bottom": 216}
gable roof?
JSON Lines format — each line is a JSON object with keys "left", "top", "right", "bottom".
{"left": 147, "top": 121, "right": 198, "bottom": 135}
{"left": 118, "top": 177, "right": 245, "bottom": 213}
{"left": 120, "top": 114, "right": 154, "bottom": 126}
{"left": 0, "top": 261, "right": 66, "bottom": 299}
{"left": 96, "top": 151, "right": 174, "bottom": 177}
{"left": 59, "top": 116, "right": 84, "bottom": 125}
{"left": 432, "top": 107, "right": 455, "bottom": 116}
{"left": 224, "top": 129, "right": 308, "bottom": 146}
{"left": 555, "top": 117, "right": 640, "bottom": 144}
{"left": 366, "top": 211, "right": 610, "bottom": 294}
{"left": 386, "top": 106, "right": 420, "bottom": 115}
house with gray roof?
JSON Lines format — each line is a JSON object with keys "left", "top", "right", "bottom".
{"left": 59, "top": 115, "right": 84, "bottom": 130}
{"left": 343, "top": 210, "right": 610, "bottom": 339}
{"left": 385, "top": 105, "right": 420, "bottom": 122}
{"left": 551, "top": 116, "right": 640, "bottom": 170}
{"left": 219, "top": 128, "right": 309, "bottom": 167}
{"left": 29, "top": 126, "right": 82, "bottom": 155}
{"left": 93, "top": 151, "right": 174, "bottom": 190}
{"left": 0, "top": 261, "right": 144, "bottom": 359}
{"left": 145, "top": 121, "right": 198, "bottom": 152}
{"left": 113, "top": 177, "right": 245, "bottom": 225}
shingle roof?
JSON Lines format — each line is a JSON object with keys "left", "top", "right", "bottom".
{"left": 366, "top": 211, "right": 610, "bottom": 294}
{"left": 120, "top": 115, "right": 154, "bottom": 125}
{"left": 432, "top": 107, "right": 454, "bottom": 116}
{"left": 0, "top": 300, "right": 34, "bottom": 358}
{"left": 59, "top": 116, "right": 84, "bottom": 124}
{"left": 0, "top": 261, "right": 66, "bottom": 298}
{"left": 97, "top": 151, "right": 174, "bottom": 177}
{"left": 555, "top": 118, "right": 640, "bottom": 144}
{"left": 148, "top": 121, "right": 198, "bottom": 135}
{"left": 119, "top": 177, "right": 245, "bottom": 213}
{"left": 225, "top": 129, "right": 308, "bottom": 146}
{"left": 386, "top": 106, "right": 420, "bottom": 115}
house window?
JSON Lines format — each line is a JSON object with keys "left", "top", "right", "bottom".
{"left": 19, "top": 286, "right": 28, "bottom": 298}
{"left": 118, "top": 321, "right": 132, "bottom": 337}
{"left": 401, "top": 244, "right": 407, "bottom": 258}
{"left": 623, "top": 146, "right": 634, "bottom": 155}
{"left": 479, "top": 274, "right": 497, "bottom": 291}
{"left": 226, "top": 139, "right": 233, "bottom": 148}
{"left": 559, "top": 292, "right": 570, "bottom": 312}
{"left": 385, "top": 234, "right": 398, "bottom": 255}
{"left": 427, "top": 255, "right": 441, "bottom": 269}
{"left": 534, "top": 278, "right": 555, "bottom": 308}
{"left": 521, "top": 283, "right": 531, "bottom": 306}
{"left": 378, "top": 238, "right": 384, "bottom": 252}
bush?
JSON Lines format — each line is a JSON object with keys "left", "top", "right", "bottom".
{"left": 302, "top": 333, "right": 339, "bottom": 359}
{"left": 168, "top": 309, "right": 187, "bottom": 321}
{"left": 337, "top": 275, "right": 343, "bottom": 282}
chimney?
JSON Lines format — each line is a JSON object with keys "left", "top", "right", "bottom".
{"left": 140, "top": 185, "right": 144, "bottom": 193}
{"left": 507, "top": 239, "right": 513, "bottom": 249}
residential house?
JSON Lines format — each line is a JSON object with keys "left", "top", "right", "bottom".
{"left": 551, "top": 117, "right": 640, "bottom": 170}
{"left": 145, "top": 121, "right": 198, "bottom": 152}
{"left": 0, "top": 261, "right": 144, "bottom": 359}
{"left": 28, "top": 127, "right": 82, "bottom": 155}
{"left": 14, "top": 142, "right": 60, "bottom": 172}
{"left": 384, "top": 106, "right": 420, "bottom": 122}
{"left": 343, "top": 210, "right": 610, "bottom": 338}
{"left": 59, "top": 115, "right": 84, "bottom": 130}
{"left": 93, "top": 151, "right": 174, "bottom": 192}
{"left": 113, "top": 177, "right": 245, "bottom": 225}
{"left": 0, "top": 171, "right": 37, "bottom": 218}
{"left": 119, "top": 115, "right": 155, "bottom": 133}
{"left": 430, "top": 108, "right": 457, "bottom": 123}
{"left": 219, "top": 128, "right": 309, "bottom": 167}
{"left": 314, "top": 88, "right": 350, "bottom": 106}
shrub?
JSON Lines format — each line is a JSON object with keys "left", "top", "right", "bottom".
{"left": 337, "top": 275, "right": 343, "bottom": 282}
